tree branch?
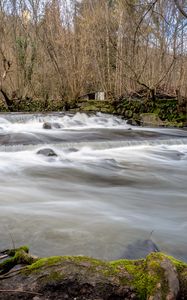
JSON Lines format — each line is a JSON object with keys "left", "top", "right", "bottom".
{"left": 174, "top": 0, "right": 187, "bottom": 18}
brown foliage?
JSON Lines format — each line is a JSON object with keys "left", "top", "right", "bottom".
{"left": 0, "top": 0, "right": 187, "bottom": 107}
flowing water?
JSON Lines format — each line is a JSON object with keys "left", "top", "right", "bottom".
{"left": 0, "top": 112, "right": 187, "bottom": 261}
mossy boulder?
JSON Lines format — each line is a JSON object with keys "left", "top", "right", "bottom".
{"left": 116, "top": 97, "right": 186, "bottom": 127}
{"left": 140, "top": 113, "right": 164, "bottom": 127}
{"left": 1, "top": 247, "right": 187, "bottom": 299}
{"left": 76, "top": 100, "right": 115, "bottom": 114}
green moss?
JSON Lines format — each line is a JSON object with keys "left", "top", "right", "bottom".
{"left": 7, "top": 245, "right": 29, "bottom": 257}
{"left": 77, "top": 100, "right": 114, "bottom": 114}
{"left": 0, "top": 246, "right": 35, "bottom": 274}
{"left": 163, "top": 254, "right": 187, "bottom": 272}
{"left": 0, "top": 257, "right": 16, "bottom": 274}
{"left": 110, "top": 259, "right": 158, "bottom": 299}
{"left": 27, "top": 255, "right": 107, "bottom": 272}
{"left": 27, "top": 256, "right": 64, "bottom": 270}
{"left": 146, "top": 252, "right": 187, "bottom": 272}
{"left": 164, "top": 121, "right": 184, "bottom": 128}
{"left": 146, "top": 254, "right": 169, "bottom": 299}
{"left": 2, "top": 248, "right": 186, "bottom": 300}
{"left": 46, "top": 271, "right": 64, "bottom": 282}
{"left": 26, "top": 252, "right": 183, "bottom": 299}
{"left": 110, "top": 253, "right": 179, "bottom": 300}
{"left": 116, "top": 97, "right": 186, "bottom": 126}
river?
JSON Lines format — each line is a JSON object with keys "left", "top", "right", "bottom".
{"left": 0, "top": 112, "right": 187, "bottom": 261}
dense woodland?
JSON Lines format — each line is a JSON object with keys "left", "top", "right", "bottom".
{"left": 0, "top": 0, "right": 187, "bottom": 108}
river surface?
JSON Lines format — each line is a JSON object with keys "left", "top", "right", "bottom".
{"left": 0, "top": 112, "right": 187, "bottom": 261}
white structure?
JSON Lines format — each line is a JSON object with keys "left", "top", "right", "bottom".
{"left": 79, "top": 91, "right": 105, "bottom": 101}
{"left": 95, "top": 92, "right": 105, "bottom": 101}
{"left": 22, "top": 10, "right": 31, "bottom": 25}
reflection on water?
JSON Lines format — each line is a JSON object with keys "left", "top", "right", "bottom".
{"left": 0, "top": 112, "right": 187, "bottom": 261}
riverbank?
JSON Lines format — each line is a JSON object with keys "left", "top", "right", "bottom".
{"left": 0, "top": 93, "right": 186, "bottom": 128}
{"left": 75, "top": 97, "right": 187, "bottom": 128}
{"left": 0, "top": 246, "right": 187, "bottom": 299}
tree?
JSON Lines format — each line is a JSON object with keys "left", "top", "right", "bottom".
{"left": 0, "top": 0, "right": 187, "bottom": 109}
{"left": 174, "top": 0, "right": 187, "bottom": 18}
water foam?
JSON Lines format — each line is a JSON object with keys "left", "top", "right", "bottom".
{"left": 0, "top": 112, "right": 129, "bottom": 132}
{"left": 0, "top": 112, "right": 187, "bottom": 260}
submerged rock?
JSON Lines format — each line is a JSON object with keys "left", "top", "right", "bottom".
{"left": 43, "top": 122, "right": 61, "bottom": 129}
{"left": 68, "top": 147, "right": 79, "bottom": 153}
{"left": 122, "top": 239, "right": 160, "bottom": 259}
{"left": 37, "top": 148, "right": 58, "bottom": 157}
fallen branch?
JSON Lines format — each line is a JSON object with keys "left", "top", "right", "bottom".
{"left": 0, "top": 255, "right": 8, "bottom": 260}
{"left": 174, "top": 0, "right": 187, "bottom": 18}
{"left": 0, "top": 289, "right": 42, "bottom": 296}
{"left": 0, "top": 267, "right": 28, "bottom": 280}
{"left": 0, "top": 246, "right": 38, "bottom": 275}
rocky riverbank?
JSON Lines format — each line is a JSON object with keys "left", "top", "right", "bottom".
{"left": 0, "top": 246, "right": 187, "bottom": 299}
{"left": 75, "top": 98, "right": 186, "bottom": 128}
{"left": 0, "top": 93, "right": 186, "bottom": 127}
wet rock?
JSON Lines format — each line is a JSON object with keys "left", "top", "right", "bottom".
{"left": 0, "top": 247, "right": 186, "bottom": 300}
{"left": 68, "top": 148, "right": 79, "bottom": 153}
{"left": 126, "top": 119, "right": 139, "bottom": 126}
{"left": 0, "top": 253, "right": 137, "bottom": 300}
{"left": 160, "top": 258, "right": 179, "bottom": 300}
{"left": 37, "top": 148, "right": 58, "bottom": 157}
{"left": 147, "top": 254, "right": 179, "bottom": 300}
{"left": 122, "top": 239, "right": 160, "bottom": 259}
{"left": 140, "top": 113, "right": 164, "bottom": 127}
{"left": 43, "top": 122, "right": 52, "bottom": 129}
{"left": 43, "top": 122, "right": 61, "bottom": 129}
{"left": 63, "top": 148, "right": 79, "bottom": 154}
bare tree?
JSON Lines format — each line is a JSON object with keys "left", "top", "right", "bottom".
{"left": 0, "top": 0, "right": 187, "bottom": 109}
{"left": 174, "top": 0, "right": 187, "bottom": 18}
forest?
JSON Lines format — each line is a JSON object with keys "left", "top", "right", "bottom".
{"left": 0, "top": 0, "right": 187, "bottom": 111}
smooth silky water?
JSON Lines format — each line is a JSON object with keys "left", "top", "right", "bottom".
{"left": 0, "top": 112, "right": 187, "bottom": 261}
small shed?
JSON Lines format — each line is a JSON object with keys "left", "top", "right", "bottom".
{"left": 79, "top": 91, "right": 105, "bottom": 101}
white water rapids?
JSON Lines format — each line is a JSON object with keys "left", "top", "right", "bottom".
{"left": 0, "top": 112, "right": 187, "bottom": 261}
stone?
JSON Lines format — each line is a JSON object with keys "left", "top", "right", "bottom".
{"left": 140, "top": 113, "right": 164, "bottom": 127}
{"left": 122, "top": 239, "right": 160, "bottom": 259}
{"left": 68, "top": 148, "right": 79, "bottom": 153}
{"left": 126, "top": 119, "right": 139, "bottom": 126}
{"left": 43, "top": 122, "right": 61, "bottom": 129}
{"left": 147, "top": 254, "right": 179, "bottom": 300}
{"left": 0, "top": 247, "right": 185, "bottom": 300}
{"left": 43, "top": 122, "right": 52, "bottom": 129}
{"left": 161, "top": 259, "right": 179, "bottom": 300}
{"left": 37, "top": 148, "right": 58, "bottom": 157}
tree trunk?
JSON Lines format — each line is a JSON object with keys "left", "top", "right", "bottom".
{"left": 0, "top": 89, "right": 13, "bottom": 111}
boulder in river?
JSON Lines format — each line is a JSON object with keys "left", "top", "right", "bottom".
{"left": 126, "top": 119, "right": 139, "bottom": 126}
{"left": 37, "top": 148, "right": 58, "bottom": 157}
{"left": 122, "top": 238, "right": 160, "bottom": 259}
{"left": 68, "top": 147, "right": 79, "bottom": 153}
{"left": 43, "top": 122, "right": 61, "bottom": 129}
